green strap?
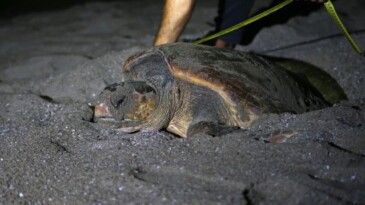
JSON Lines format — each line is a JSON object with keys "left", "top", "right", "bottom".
{"left": 194, "top": 0, "right": 294, "bottom": 44}
{"left": 195, "top": 0, "right": 363, "bottom": 56}
{"left": 324, "top": 0, "right": 363, "bottom": 55}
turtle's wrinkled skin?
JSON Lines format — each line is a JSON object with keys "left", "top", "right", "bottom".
{"left": 94, "top": 43, "right": 330, "bottom": 138}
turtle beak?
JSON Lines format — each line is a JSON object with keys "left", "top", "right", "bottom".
{"left": 94, "top": 102, "right": 113, "bottom": 121}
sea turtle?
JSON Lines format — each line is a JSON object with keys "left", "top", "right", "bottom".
{"left": 93, "top": 43, "right": 336, "bottom": 138}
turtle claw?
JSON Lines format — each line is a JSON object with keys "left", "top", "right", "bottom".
{"left": 116, "top": 121, "right": 143, "bottom": 133}
{"left": 257, "top": 130, "right": 298, "bottom": 144}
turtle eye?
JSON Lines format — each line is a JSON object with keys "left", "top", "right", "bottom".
{"left": 110, "top": 95, "right": 126, "bottom": 108}
{"left": 130, "top": 81, "right": 155, "bottom": 94}
{"left": 105, "top": 82, "right": 124, "bottom": 92}
{"left": 105, "top": 83, "right": 118, "bottom": 92}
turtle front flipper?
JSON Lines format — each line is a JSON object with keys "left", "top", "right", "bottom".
{"left": 166, "top": 83, "right": 241, "bottom": 138}
{"left": 187, "top": 121, "right": 240, "bottom": 138}
{"left": 167, "top": 117, "right": 240, "bottom": 138}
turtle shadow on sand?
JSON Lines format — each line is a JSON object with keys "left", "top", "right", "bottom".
{"left": 262, "top": 55, "right": 347, "bottom": 105}
{"left": 92, "top": 43, "right": 346, "bottom": 139}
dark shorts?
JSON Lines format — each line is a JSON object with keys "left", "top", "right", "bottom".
{"left": 215, "top": 0, "right": 254, "bottom": 45}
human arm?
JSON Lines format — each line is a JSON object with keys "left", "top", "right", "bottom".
{"left": 154, "top": 0, "right": 196, "bottom": 46}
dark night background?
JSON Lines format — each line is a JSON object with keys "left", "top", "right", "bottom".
{"left": 0, "top": 0, "right": 120, "bottom": 19}
{"left": 0, "top": 0, "right": 324, "bottom": 46}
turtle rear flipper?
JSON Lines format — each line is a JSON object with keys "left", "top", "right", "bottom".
{"left": 187, "top": 121, "right": 240, "bottom": 138}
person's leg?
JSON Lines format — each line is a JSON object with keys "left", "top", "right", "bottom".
{"left": 215, "top": 0, "right": 254, "bottom": 48}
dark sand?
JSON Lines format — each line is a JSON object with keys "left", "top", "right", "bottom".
{"left": 0, "top": 0, "right": 364, "bottom": 204}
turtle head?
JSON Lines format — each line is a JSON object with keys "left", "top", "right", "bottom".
{"left": 94, "top": 81, "right": 158, "bottom": 132}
